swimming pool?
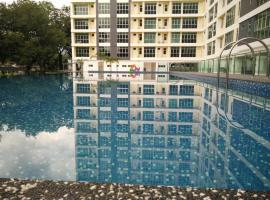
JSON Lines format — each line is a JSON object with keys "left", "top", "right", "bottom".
{"left": 0, "top": 74, "right": 269, "bottom": 192}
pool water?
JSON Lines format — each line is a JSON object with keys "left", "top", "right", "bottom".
{"left": 0, "top": 74, "right": 269, "bottom": 192}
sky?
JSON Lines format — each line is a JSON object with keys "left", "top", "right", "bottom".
{"left": 0, "top": 0, "right": 70, "bottom": 8}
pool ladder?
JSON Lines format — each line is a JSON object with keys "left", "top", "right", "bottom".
{"left": 216, "top": 37, "right": 270, "bottom": 129}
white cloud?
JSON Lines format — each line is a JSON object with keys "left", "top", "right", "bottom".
{"left": 0, "top": 0, "right": 70, "bottom": 8}
{"left": 0, "top": 126, "right": 76, "bottom": 181}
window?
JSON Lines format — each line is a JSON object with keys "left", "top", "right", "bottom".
{"left": 180, "top": 85, "right": 194, "bottom": 95}
{"left": 99, "top": 18, "right": 110, "bottom": 29}
{"left": 117, "top": 3, "right": 129, "bottom": 14}
{"left": 98, "top": 3, "right": 110, "bottom": 14}
{"left": 117, "top": 18, "right": 129, "bottom": 28}
{"left": 100, "top": 111, "right": 111, "bottom": 120}
{"left": 171, "top": 47, "right": 180, "bottom": 57}
{"left": 169, "top": 85, "right": 178, "bottom": 95}
{"left": 145, "top": 3, "right": 156, "bottom": 14}
{"left": 180, "top": 138, "right": 191, "bottom": 148}
{"left": 169, "top": 99, "right": 178, "bottom": 108}
{"left": 168, "top": 124, "right": 177, "bottom": 135}
{"left": 144, "top": 18, "right": 156, "bottom": 29}
{"left": 144, "top": 33, "right": 156, "bottom": 43}
{"left": 183, "top": 3, "right": 198, "bottom": 14}
{"left": 172, "top": 3, "right": 181, "bottom": 14}
{"left": 178, "top": 125, "right": 192, "bottom": 135}
{"left": 168, "top": 112, "right": 178, "bottom": 122}
{"left": 171, "top": 32, "right": 180, "bottom": 43}
{"left": 76, "top": 47, "right": 89, "bottom": 57}
{"left": 99, "top": 46, "right": 110, "bottom": 57}
{"left": 77, "top": 96, "right": 90, "bottom": 106}
{"left": 208, "top": 3, "right": 218, "bottom": 22}
{"left": 225, "top": 31, "right": 234, "bottom": 45}
{"left": 182, "top": 33, "right": 197, "bottom": 43}
{"left": 99, "top": 32, "right": 110, "bottom": 43}
{"left": 144, "top": 47, "right": 156, "bottom": 57}
{"left": 77, "top": 122, "right": 92, "bottom": 133}
{"left": 179, "top": 99, "right": 193, "bottom": 108}
{"left": 75, "top": 19, "right": 88, "bottom": 29}
{"left": 226, "top": 6, "right": 235, "bottom": 27}
{"left": 163, "top": 48, "right": 167, "bottom": 55}
{"left": 183, "top": 18, "right": 197, "bottom": 28}
{"left": 77, "top": 84, "right": 90, "bottom": 93}
{"left": 143, "top": 124, "right": 154, "bottom": 134}
{"left": 254, "top": 9, "right": 270, "bottom": 39}
{"left": 77, "top": 109, "right": 91, "bottom": 119}
{"left": 181, "top": 47, "right": 196, "bottom": 57}
{"left": 74, "top": 5, "right": 88, "bottom": 15}
{"left": 117, "top": 47, "right": 129, "bottom": 58}
{"left": 117, "top": 33, "right": 129, "bottom": 43}
{"left": 118, "top": 98, "right": 129, "bottom": 107}
{"left": 143, "top": 111, "right": 154, "bottom": 121}
{"left": 143, "top": 85, "right": 155, "bottom": 94}
{"left": 172, "top": 18, "right": 181, "bottom": 29}
{"left": 118, "top": 111, "right": 129, "bottom": 120}
{"left": 179, "top": 112, "right": 193, "bottom": 122}
{"left": 257, "top": 0, "right": 268, "bottom": 6}
{"left": 99, "top": 98, "right": 111, "bottom": 106}
{"left": 143, "top": 98, "right": 154, "bottom": 108}
{"left": 117, "top": 84, "right": 129, "bottom": 94}
{"left": 207, "top": 41, "right": 215, "bottom": 55}
{"left": 75, "top": 33, "right": 89, "bottom": 43}
{"left": 208, "top": 23, "right": 216, "bottom": 39}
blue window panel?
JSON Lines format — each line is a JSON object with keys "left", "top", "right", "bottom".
{"left": 100, "top": 136, "right": 111, "bottom": 146}
{"left": 169, "top": 85, "right": 178, "bottom": 95}
{"left": 204, "top": 88, "right": 212, "bottom": 101}
{"left": 168, "top": 112, "right": 178, "bottom": 122}
{"left": 99, "top": 98, "right": 111, "bottom": 106}
{"left": 77, "top": 96, "right": 90, "bottom": 106}
{"left": 217, "top": 135, "right": 225, "bottom": 155}
{"left": 77, "top": 109, "right": 91, "bottom": 119}
{"left": 117, "top": 137, "right": 129, "bottom": 147}
{"left": 143, "top": 98, "right": 154, "bottom": 108}
{"left": 77, "top": 84, "right": 90, "bottom": 93}
{"left": 220, "top": 93, "right": 226, "bottom": 111}
{"left": 100, "top": 111, "right": 111, "bottom": 120}
{"left": 179, "top": 163, "right": 191, "bottom": 173}
{"left": 77, "top": 147, "right": 89, "bottom": 157}
{"left": 167, "top": 137, "right": 177, "bottom": 147}
{"left": 203, "top": 103, "right": 212, "bottom": 118}
{"left": 99, "top": 149, "right": 111, "bottom": 158}
{"left": 118, "top": 111, "right": 129, "bottom": 120}
{"left": 168, "top": 124, "right": 177, "bottom": 135}
{"left": 180, "top": 85, "right": 194, "bottom": 96}
{"left": 143, "top": 124, "right": 154, "bottom": 134}
{"left": 179, "top": 151, "right": 191, "bottom": 161}
{"left": 179, "top": 112, "right": 193, "bottom": 122}
{"left": 117, "top": 98, "right": 129, "bottom": 107}
{"left": 77, "top": 122, "right": 93, "bottom": 133}
{"left": 143, "top": 137, "right": 154, "bottom": 147}
{"left": 117, "top": 84, "right": 129, "bottom": 94}
{"left": 167, "top": 150, "right": 177, "bottom": 160}
{"left": 77, "top": 135, "right": 88, "bottom": 145}
{"left": 169, "top": 99, "right": 178, "bottom": 108}
{"left": 178, "top": 125, "right": 192, "bottom": 135}
{"left": 77, "top": 159, "right": 90, "bottom": 170}
{"left": 117, "top": 124, "right": 129, "bottom": 132}
{"left": 99, "top": 84, "right": 111, "bottom": 94}
{"left": 117, "top": 150, "right": 129, "bottom": 159}
{"left": 100, "top": 123, "right": 111, "bottom": 132}
{"left": 143, "top": 85, "right": 155, "bottom": 95}
{"left": 180, "top": 138, "right": 191, "bottom": 148}
{"left": 154, "top": 137, "right": 165, "bottom": 147}
{"left": 143, "top": 111, "right": 154, "bottom": 121}
{"left": 179, "top": 99, "right": 194, "bottom": 109}
{"left": 219, "top": 117, "right": 227, "bottom": 133}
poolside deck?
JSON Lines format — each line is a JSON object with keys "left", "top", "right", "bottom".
{"left": 1, "top": 179, "right": 269, "bottom": 200}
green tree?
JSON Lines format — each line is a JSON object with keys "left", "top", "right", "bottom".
{"left": 96, "top": 52, "right": 119, "bottom": 80}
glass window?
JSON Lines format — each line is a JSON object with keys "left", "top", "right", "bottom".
{"left": 178, "top": 125, "right": 192, "bottom": 135}
{"left": 99, "top": 32, "right": 110, "bottom": 43}
{"left": 117, "top": 47, "right": 129, "bottom": 58}
{"left": 144, "top": 18, "right": 156, "bottom": 29}
{"left": 77, "top": 96, "right": 90, "bottom": 106}
{"left": 180, "top": 85, "right": 194, "bottom": 96}
{"left": 144, "top": 33, "right": 156, "bottom": 43}
{"left": 225, "top": 30, "right": 234, "bottom": 45}
{"left": 143, "top": 85, "right": 155, "bottom": 94}
{"left": 144, "top": 47, "right": 156, "bottom": 57}
{"left": 99, "top": 47, "right": 111, "bottom": 57}
{"left": 182, "top": 33, "right": 197, "bottom": 43}
{"left": 117, "top": 3, "right": 129, "bottom": 14}
{"left": 75, "top": 19, "right": 88, "bottom": 29}
{"left": 100, "top": 111, "right": 111, "bottom": 120}
{"left": 182, "top": 18, "right": 197, "bottom": 28}
{"left": 169, "top": 85, "right": 178, "bottom": 95}
{"left": 99, "top": 98, "right": 111, "bottom": 106}
{"left": 168, "top": 112, "right": 178, "bottom": 122}
{"left": 98, "top": 3, "right": 110, "bottom": 14}
{"left": 254, "top": 9, "right": 270, "bottom": 39}
{"left": 180, "top": 138, "right": 191, "bottom": 148}
{"left": 117, "top": 98, "right": 129, "bottom": 107}
{"left": 117, "top": 33, "right": 129, "bottom": 43}
{"left": 77, "top": 84, "right": 90, "bottom": 93}
{"left": 172, "top": 3, "right": 181, "bottom": 14}
{"left": 117, "top": 18, "right": 129, "bottom": 28}
{"left": 77, "top": 109, "right": 91, "bottom": 119}
{"left": 99, "top": 18, "right": 110, "bottom": 29}
{"left": 76, "top": 47, "right": 89, "bottom": 57}
{"left": 143, "top": 111, "right": 155, "bottom": 121}
{"left": 171, "top": 32, "right": 180, "bottom": 43}
{"left": 181, "top": 47, "right": 196, "bottom": 57}
{"left": 169, "top": 99, "right": 178, "bottom": 108}
{"left": 172, "top": 18, "right": 181, "bottom": 29}
{"left": 145, "top": 3, "right": 156, "bottom": 14}
{"left": 75, "top": 33, "right": 89, "bottom": 44}
{"left": 208, "top": 23, "right": 216, "bottom": 39}
{"left": 226, "top": 6, "right": 235, "bottom": 27}
{"left": 207, "top": 41, "right": 215, "bottom": 55}
{"left": 77, "top": 122, "right": 92, "bottom": 133}
{"left": 171, "top": 47, "right": 180, "bottom": 57}
{"left": 179, "top": 99, "right": 194, "bottom": 108}
{"left": 183, "top": 3, "right": 198, "bottom": 14}
{"left": 168, "top": 124, "right": 177, "bottom": 135}
{"left": 143, "top": 98, "right": 154, "bottom": 108}
{"left": 74, "top": 5, "right": 88, "bottom": 15}
{"left": 179, "top": 112, "right": 193, "bottom": 122}
{"left": 118, "top": 111, "right": 129, "bottom": 120}
{"left": 100, "top": 123, "right": 111, "bottom": 132}
{"left": 117, "top": 84, "right": 129, "bottom": 94}
{"left": 143, "top": 124, "right": 154, "bottom": 134}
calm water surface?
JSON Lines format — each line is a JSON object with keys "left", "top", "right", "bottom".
{"left": 0, "top": 74, "right": 269, "bottom": 192}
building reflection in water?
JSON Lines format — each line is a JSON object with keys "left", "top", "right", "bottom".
{"left": 73, "top": 73, "right": 270, "bottom": 191}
